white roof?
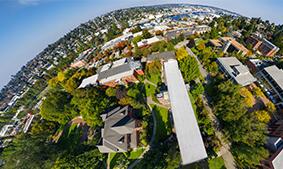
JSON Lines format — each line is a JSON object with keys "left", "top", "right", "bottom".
{"left": 217, "top": 57, "right": 257, "bottom": 86}
{"left": 273, "top": 149, "right": 283, "bottom": 169}
{"left": 100, "top": 63, "right": 112, "bottom": 72}
{"left": 164, "top": 59, "right": 207, "bottom": 165}
{"left": 78, "top": 74, "right": 98, "bottom": 88}
{"left": 137, "top": 36, "right": 163, "bottom": 47}
{"left": 112, "top": 58, "right": 127, "bottom": 68}
{"left": 263, "top": 65, "right": 283, "bottom": 90}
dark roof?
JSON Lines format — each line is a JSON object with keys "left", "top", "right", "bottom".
{"left": 97, "top": 64, "right": 132, "bottom": 80}
{"left": 97, "top": 106, "right": 137, "bottom": 153}
{"left": 147, "top": 51, "right": 176, "bottom": 62}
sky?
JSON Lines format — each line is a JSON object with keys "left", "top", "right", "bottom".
{"left": 0, "top": 0, "right": 282, "bottom": 89}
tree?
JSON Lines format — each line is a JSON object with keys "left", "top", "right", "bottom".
{"left": 105, "top": 87, "right": 117, "bottom": 97}
{"left": 255, "top": 110, "right": 271, "bottom": 123}
{"left": 52, "top": 149, "right": 105, "bottom": 169}
{"left": 175, "top": 47, "right": 188, "bottom": 60}
{"left": 71, "top": 88, "right": 112, "bottom": 127}
{"left": 40, "top": 89, "right": 75, "bottom": 124}
{"left": 239, "top": 88, "right": 254, "bottom": 108}
{"left": 142, "top": 29, "right": 152, "bottom": 39}
{"left": 2, "top": 120, "right": 58, "bottom": 169}
{"left": 266, "top": 102, "right": 276, "bottom": 114}
{"left": 179, "top": 55, "right": 201, "bottom": 83}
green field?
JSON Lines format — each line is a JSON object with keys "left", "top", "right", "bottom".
{"left": 128, "top": 148, "right": 145, "bottom": 159}
{"left": 151, "top": 105, "right": 171, "bottom": 143}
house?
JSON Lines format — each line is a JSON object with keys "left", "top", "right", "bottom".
{"left": 208, "top": 37, "right": 249, "bottom": 56}
{"left": 137, "top": 36, "right": 163, "bottom": 48}
{"left": 246, "top": 34, "right": 280, "bottom": 57}
{"left": 97, "top": 106, "right": 141, "bottom": 153}
{"left": 78, "top": 58, "right": 143, "bottom": 88}
{"left": 258, "top": 65, "right": 283, "bottom": 109}
{"left": 217, "top": 57, "right": 257, "bottom": 86}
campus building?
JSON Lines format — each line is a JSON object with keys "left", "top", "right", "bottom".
{"left": 217, "top": 57, "right": 257, "bottom": 86}
{"left": 97, "top": 106, "right": 141, "bottom": 153}
{"left": 246, "top": 34, "right": 280, "bottom": 57}
{"left": 79, "top": 58, "right": 144, "bottom": 88}
{"left": 258, "top": 65, "right": 283, "bottom": 109}
{"left": 208, "top": 37, "right": 249, "bottom": 56}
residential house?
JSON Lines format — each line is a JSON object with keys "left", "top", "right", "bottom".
{"left": 97, "top": 106, "right": 141, "bottom": 153}
{"left": 217, "top": 57, "right": 257, "bottom": 86}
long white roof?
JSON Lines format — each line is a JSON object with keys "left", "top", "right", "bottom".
{"left": 164, "top": 59, "right": 207, "bottom": 165}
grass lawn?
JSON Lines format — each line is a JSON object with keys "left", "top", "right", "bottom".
{"left": 208, "top": 157, "right": 226, "bottom": 169}
{"left": 145, "top": 83, "right": 156, "bottom": 97}
{"left": 151, "top": 105, "right": 171, "bottom": 143}
{"left": 128, "top": 148, "right": 145, "bottom": 159}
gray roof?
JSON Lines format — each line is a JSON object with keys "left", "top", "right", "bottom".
{"left": 217, "top": 57, "right": 257, "bottom": 86}
{"left": 98, "top": 63, "right": 133, "bottom": 80}
{"left": 273, "top": 148, "right": 283, "bottom": 169}
{"left": 147, "top": 51, "right": 176, "bottom": 62}
{"left": 263, "top": 65, "right": 283, "bottom": 91}
{"left": 97, "top": 106, "right": 137, "bottom": 153}
{"left": 164, "top": 59, "right": 207, "bottom": 165}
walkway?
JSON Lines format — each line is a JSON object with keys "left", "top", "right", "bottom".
{"left": 186, "top": 45, "right": 236, "bottom": 169}
{"left": 127, "top": 97, "right": 160, "bottom": 169}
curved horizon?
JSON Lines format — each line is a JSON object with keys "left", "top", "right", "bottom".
{"left": 0, "top": 0, "right": 282, "bottom": 90}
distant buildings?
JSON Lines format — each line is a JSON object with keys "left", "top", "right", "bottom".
{"left": 97, "top": 106, "right": 141, "bottom": 153}
{"left": 164, "top": 25, "right": 210, "bottom": 40}
{"left": 79, "top": 58, "right": 143, "bottom": 88}
{"left": 258, "top": 65, "right": 283, "bottom": 109}
{"left": 71, "top": 48, "right": 94, "bottom": 68}
{"left": 209, "top": 37, "right": 249, "bottom": 56}
{"left": 102, "top": 33, "right": 133, "bottom": 51}
{"left": 246, "top": 34, "right": 280, "bottom": 57}
{"left": 217, "top": 57, "right": 257, "bottom": 86}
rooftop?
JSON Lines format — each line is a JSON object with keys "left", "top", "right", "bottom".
{"left": 97, "top": 106, "right": 138, "bottom": 153}
{"left": 272, "top": 148, "right": 283, "bottom": 169}
{"left": 217, "top": 57, "right": 257, "bottom": 86}
{"left": 263, "top": 65, "right": 283, "bottom": 90}
{"left": 147, "top": 51, "right": 176, "bottom": 62}
{"left": 164, "top": 59, "right": 207, "bottom": 165}
{"left": 78, "top": 74, "right": 98, "bottom": 88}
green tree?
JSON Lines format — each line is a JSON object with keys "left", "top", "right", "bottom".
{"left": 71, "top": 88, "right": 112, "bottom": 127}
{"left": 142, "top": 29, "right": 152, "bottom": 39}
{"left": 179, "top": 55, "right": 201, "bottom": 83}
{"left": 40, "top": 89, "right": 75, "bottom": 124}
